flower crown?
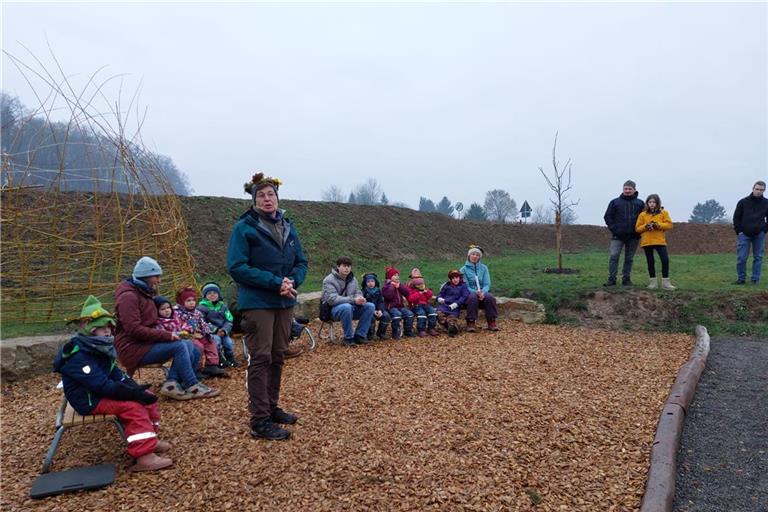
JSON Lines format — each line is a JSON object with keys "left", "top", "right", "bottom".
{"left": 244, "top": 172, "right": 282, "bottom": 195}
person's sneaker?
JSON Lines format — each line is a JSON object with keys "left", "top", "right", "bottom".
{"left": 130, "top": 452, "right": 173, "bottom": 472}
{"left": 621, "top": 278, "right": 633, "bottom": 286}
{"left": 250, "top": 418, "right": 291, "bottom": 440}
{"left": 734, "top": 280, "right": 746, "bottom": 285}
{"left": 183, "top": 382, "right": 220, "bottom": 399}
{"left": 377, "top": 333, "right": 390, "bottom": 340}
{"left": 603, "top": 280, "right": 617, "bottom": 287}
{"left": 271, "top": 407, "right": 298, "bottom": 425}
{"left": 487, "top": 321, "right": 500, "bottom": 331}
{"left": 427, "top": 328, "right": 440, "bottom": 337}
{"left": 284, "top": 344, "right": 304, "bottom": 359}
{"left": 154, "top": 440, "right": 172, "bottom": 454}
{"left": 466, "top": 321, "right": 477, "bottom": 333}
{"left": 342, "top": 337, "right": 357, "bottom": 346}
{"left": 367, "top": 333, "right": 375, "bottom": 341}
{"left": 353, "top": 335, "right": 369, "bottom": 345}
{"left": 159, "top": 380, "right": 191, "bottom": 401}
{"left": 750, "top": 280, "right": 759, "bottom": 285}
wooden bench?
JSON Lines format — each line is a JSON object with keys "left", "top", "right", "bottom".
{"left": 41, "top": 396, "right": 126, "bottom": 473}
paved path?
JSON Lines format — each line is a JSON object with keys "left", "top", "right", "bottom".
{"left": 674, "top": 337, "right": 768, "bottom": 512}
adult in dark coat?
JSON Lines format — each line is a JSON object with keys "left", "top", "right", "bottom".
{"left": 733, "top": 180, "right": 768, "bottom": 284}
{"left": 114, "top": 256, "right": 219, "bottom": 400}
{"left": 603, "top": 180, "right": 645, "bottom": 286}
{"left": 227, "top": 172, "right": 308, "bottom": 441}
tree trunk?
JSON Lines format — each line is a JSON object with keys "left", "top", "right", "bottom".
{"left": 555, "top": 211, "right": 562, "bottom": 269}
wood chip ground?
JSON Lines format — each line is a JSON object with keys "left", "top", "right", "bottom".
{"left": 1, "top": 323, "right": 692, "bottom": 511}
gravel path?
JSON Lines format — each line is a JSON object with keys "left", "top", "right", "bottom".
{"left": 674, "top": 336, "right": 768, "bottom": 512}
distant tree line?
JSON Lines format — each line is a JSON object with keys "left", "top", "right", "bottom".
{"left": 1, "top": 93, "right": 192, "bottom": 195}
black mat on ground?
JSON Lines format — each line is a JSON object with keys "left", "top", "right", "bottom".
{"left": 30, "top": 464, "right": 116, "bottom": 499}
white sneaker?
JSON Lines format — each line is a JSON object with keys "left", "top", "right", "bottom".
{"left": 647, "top": 277, "right": 658, "bottom": 289}
{"left": 661, "top": 278, "right": 676, "bottom": 290}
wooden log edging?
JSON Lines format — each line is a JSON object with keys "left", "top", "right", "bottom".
{"left": 640, "top": 325, "right": 711, "bottom": 512}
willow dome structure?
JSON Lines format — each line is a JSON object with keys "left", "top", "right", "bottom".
{"left": 1, "top": 58, "right": 195, "bottom": 327}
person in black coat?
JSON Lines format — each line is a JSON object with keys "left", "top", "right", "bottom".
{"left": 733, "top": 180, "right": 768, "bottom": 284}
{"left": 603, "top": 180, "right": 646, "bottom": 286}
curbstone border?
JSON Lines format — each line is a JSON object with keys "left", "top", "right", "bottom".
{"left": 640, "top": 325, "right": 710, "bottom": 512}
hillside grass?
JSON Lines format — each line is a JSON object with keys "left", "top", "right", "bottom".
{"left": 3, "top": 251, "right": 766, "bottom": 339}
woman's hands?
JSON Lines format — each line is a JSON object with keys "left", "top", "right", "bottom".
{"left": 279, "top": 277, "right": 297, "bottom": 297}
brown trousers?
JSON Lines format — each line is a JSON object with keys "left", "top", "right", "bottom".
{"left": 241, "top": 308, "right": 293, "bottom": 421}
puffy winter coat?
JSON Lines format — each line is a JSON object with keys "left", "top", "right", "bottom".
{"left": 382, "top": 281, "right": 412, "bottom": 310}
{"left": 361, "top": 273, "right": 385, "bottom": 311}
{"left": 408, "top": 288, "right": 434, "bottom": 306}
{"left": 227, "top": 209, "right": 308, "bottom": 311}
{"left": 114, "top": 278, "right": 174, "bottom": 375}
{"left": 437, "top": 279, "right": 470, "bottom": 314}
{"left": 321, "top": 268, "right": 362, "bottom": 306}
{"left": 733, "top": 194, "right": 768, "bottom": 236}
{"left": 197, "top": 299, "right": 234, "bottom": 335}
{"left": 635, "top": 209, "right": 673, "bottom": 247}
{"left": 604, "top": 192, "right": 645, "bottom": 241}
{"left": 53, "top": 335, "right": 141, "bottom": 415}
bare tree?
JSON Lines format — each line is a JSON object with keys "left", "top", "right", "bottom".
{"left": 321, "top": 184, "right": 346, "bottom": 202}
{"left": 350, "top": 178, "right": 384, "bottom": 205}
{"left": 483, "top": 189, "right": 517, "bottom": 223}
{"left": 538, "top": 132, "right": 580, "bottom": 269}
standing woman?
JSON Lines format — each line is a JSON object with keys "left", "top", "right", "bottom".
{"left": 635, "top": 194, "right": 676, "bottom": 290}
{"left": 227, "top": 172, "right": 308, "bottom": 440}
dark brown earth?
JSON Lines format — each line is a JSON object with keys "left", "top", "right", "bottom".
{"left": 180, "top": 196, "right": 737, "bottom": 280}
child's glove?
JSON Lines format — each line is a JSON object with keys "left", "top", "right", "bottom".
{"left": 114, "top": 382, "right": 159, "bottom": 404}
{"left": 437, "top": 297, "right": 446, "bottom": 304}
{"left": 449, "top": 303, "right": 459, "bottom": 310}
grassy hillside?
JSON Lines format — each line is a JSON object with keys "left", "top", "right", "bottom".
{"left": 181, "top": 195, "right": 737, "bottom": 280}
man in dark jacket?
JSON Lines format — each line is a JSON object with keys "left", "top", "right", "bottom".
{"left": 603, "top": 180, "right": 646, "bottom": 286}
{"left": 733, "top": 180, "right": 768, "bottom": 284}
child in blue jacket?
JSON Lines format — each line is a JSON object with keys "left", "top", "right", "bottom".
{"left": 53, "top": 296, "right": 173, "bottom": 472}
{"left": 197, "top": 281, "right": 238, "bottom": 367}
{"left": 362, "top": 272, "right": 391, "bottom": 340}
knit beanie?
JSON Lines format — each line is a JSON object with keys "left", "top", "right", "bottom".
{"left": 201, "top": 282, "right": 222, "bottom": 299}
{"left": 153, "top": 295, "right": 172, "bottom": 309}
{"left": 132, "top": 256, "right": 163, "bottom": 280}
{"left": 409, "top": 267, "right": 423, "bottom": 279}
{"left": 467, "top": 246, "right": 484, "bottom": 259}
{"left": 176, "top": 287, "right": 198, "bottom": 305}
{"left": 75, "top": 295, "right": 116, "bottom": 334}
{"left": 385, "top": 266, "right": 400, "bottom": 281}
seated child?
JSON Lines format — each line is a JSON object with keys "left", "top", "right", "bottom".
{"left": 154, "top": 295, "right": 191, "bottom": 338}
{"left": 175, "top": 287, "right": 226, "bottom": 378}
{"left": 362, "top": 272, "right": 390, "bottom": 340}
{"left": 197, "top": 282, "right": 238, "bottom": 367}
{"left": 437, "top": 269, "right": 470, "bottom": 337}
{"left": 53, "top": 296, "right": 172, "bottom": 472}
{"left": 407, "top": 268, "right": 439, "bottom": 337}
{"left": 381, "top": 266, "right": 415, "bottom": 339}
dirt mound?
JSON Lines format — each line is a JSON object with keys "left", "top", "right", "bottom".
{"left": 181, "top": 196, "right": 737, "bottom": 278}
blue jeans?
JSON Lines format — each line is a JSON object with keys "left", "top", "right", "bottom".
{"left": 737, "top": 232, "right": 766, "bottom": 283}
{"left": 140, "top": 340, "right": 201, "bottom": 388}
{"left": 387, "top": 307, "right": 414, "bottom": 338}
{"left": 608, "top": 238, "right": 640, "bottom": 282}
{"left": 413, "top": 304, "right": 437, "bottom": 332}
{"left": 332, "top": 302, "right": 375, "bottom": 340}
{"left": 212, "top": 334, "right": 235, "bottom": 357}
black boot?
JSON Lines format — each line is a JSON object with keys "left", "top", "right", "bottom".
{"left": 376, "top": 321, "right": 390, "bottom": 340}
{"left": 250, "top": 417, "right": 291, "bottom": 440}
{"left": 271, "top": 407, "right": 298, "bottom": 425}
{"left": 391, "top": 320, "right": 402, "bottom": 339}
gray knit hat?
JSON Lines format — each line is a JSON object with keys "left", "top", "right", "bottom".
{"left": 132, "top": 256, "right": 163, "bottom": 280}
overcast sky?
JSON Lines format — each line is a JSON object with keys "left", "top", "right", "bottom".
{"left": 3, "top": 1, "right": 766, "bottom": 225}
